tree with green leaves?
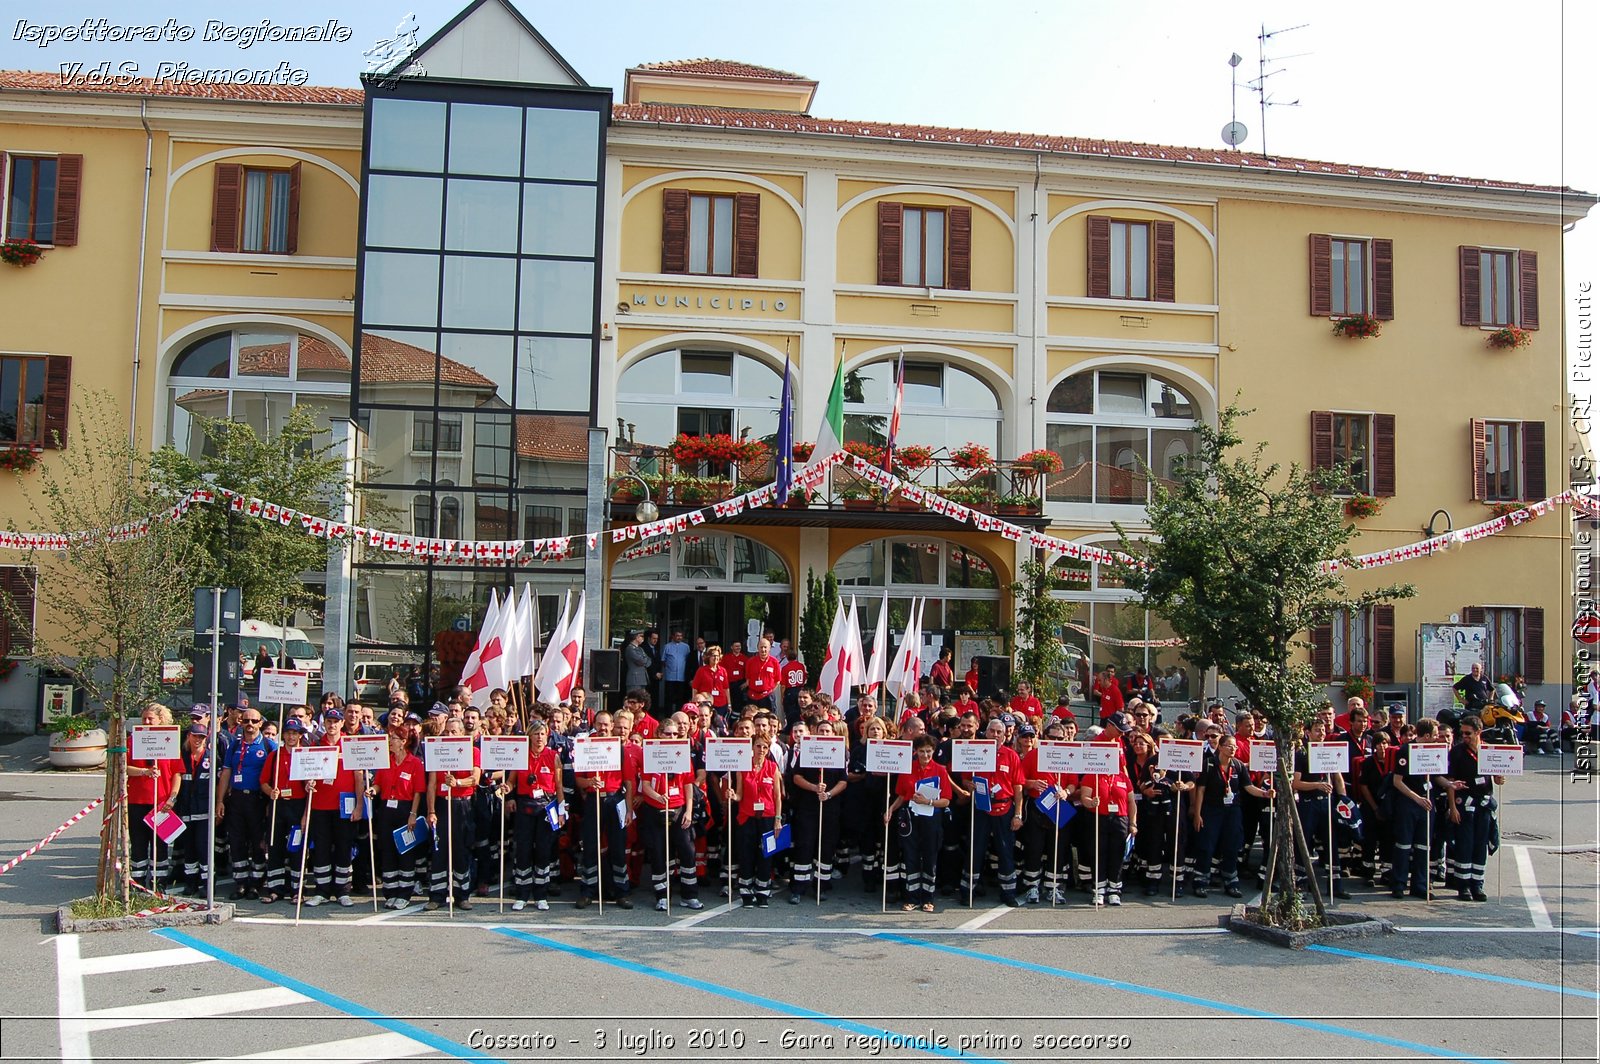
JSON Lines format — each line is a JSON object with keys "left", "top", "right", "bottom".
{"left": 4, "top": 391, "right": 194, "bottom": 905}
{"left": 1112, "top": 404, "right": 1412, "bottom": 927}
{"left": 1009, "top": 555, "right": 1075, "bottom": 700}
{"left": 150, "top": 405, "right": 348, "bottom": 621}
{"left": 799, "top": 567, "right": 839, "bottom": 679}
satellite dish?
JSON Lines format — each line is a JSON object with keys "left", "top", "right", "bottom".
{"left": 1221, "top": 121, "right": 1249, "bottom": 147}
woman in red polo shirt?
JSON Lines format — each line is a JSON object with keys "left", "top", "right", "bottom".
{"left": 128, "top": 704, "right": 183, "bottom": 891}
{"left": 370, "top": 711, "right": 424, "bottom": 909}
{"left": 1070, "top": 730, "right": 1136, "bottom": 906}
{"left": 425, "top": 718, "right": 481, "bottom": 910}
{"left": 259, "top": 718, "right": 310, "bottom": 904}
{"left": 637, "top": 718, "right": 702, "bottom": 912}
{"left": 733, "top": 723, "right": 783, "bottom": 907}
{"left": 692, "top": 646, "right": 731, "bottom": 720}
{"left": 885, "top": 734, "right": 952, "bottom": 912}
{"left": 509, "top": 719, "right": 564, "bottom": 911}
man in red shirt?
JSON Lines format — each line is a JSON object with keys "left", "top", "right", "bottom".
{"left": 1008, "top": 681, "right": 1044, "bottom": 723}
{"left": 305, "top": 708, "right": 364, "bottom": 907}
{"left": 573, "top": 711, "right": 632, "bottom": 909}
{"left": 744, "top": 636, "right": 781, "bottom": 715}
{"left": 1094, "top": 668, "right": 1125, "bottom": 722}
{"left": 959, "top": 718, "right": 1026, "bottom": 906}
{"left": 780, "top": 650, "right": 808, "bottom": 721}
{"left": 724, "top": 643, "right": 747, "bottom": 710}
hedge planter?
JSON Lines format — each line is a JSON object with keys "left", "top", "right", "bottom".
{"left": 1222, "top": 904, "right": 1394, "bottom": 949}
{"left": 49, "top": 727, "right": 108, "bottom": 770}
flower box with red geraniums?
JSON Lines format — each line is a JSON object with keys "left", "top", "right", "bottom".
{"left": 1486, "top": 326, "right": 1533, "bottom": 350}
{"left": 843, "top": 440, "right": 885, "bottom": 466}
{"left": 1015, "top": 449, "right": 1064, "bottom": 475}
{"left": 0, "top": 448, "right": 41, "bottom": 473}
{"left": 0, "top": 238, "right": 44, "bottom": 267}
{"left": 1485, "top": 500, "right": 1526, "bottom": 520}
{"left": 791, "top": 441, "right": 815, "bottom": 462}
{"left": 892, "top": 444, "right": 934, "bottom": 471}
{"left": 1332, "top": 313, "right": 1382, "bottom": 339}
{"left": 950, "top": 443, "right": 993, "bottom": 471}
{"left": 1343, "top": 494, "right": 1383, "bottom": 519}
{"left": 668, "top": 433, "right": 769, "bottom": 468}
{"left": 1342, "top": 675, "right": 1375, "bottom": 703}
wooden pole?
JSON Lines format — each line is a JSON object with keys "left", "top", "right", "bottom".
{"left": 1170, "top": 790, "right": 1182, "bottom": 902}
{"left": 598, "top": 788, "right": 606, "bottom": 915}
{"left": 446, "top": 793, "right": 455, "bottom": 919}
{"left": 293, "top": 796, "right": 312, "bottom": 926}
{"left": 880, "top": 783, "right": 890, "bottom": 914}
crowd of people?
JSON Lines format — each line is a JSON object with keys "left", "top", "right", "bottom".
{"left": 121, "top": 645, "right": 1579, "bottom": 916}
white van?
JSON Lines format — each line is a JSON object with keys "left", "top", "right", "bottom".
{"left": 239, "top": 619, "right": 323, "bottom": 689}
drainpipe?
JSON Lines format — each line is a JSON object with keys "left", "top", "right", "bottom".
{"left": 1029, "top": 152, "right": 1042, "bottom": 452}
{"left": 130, "top": 99, "right": 153, "bottom": 455}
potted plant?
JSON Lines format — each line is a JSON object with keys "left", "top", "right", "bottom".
{"left": 791, "top": 441, "right": 816, "bottom": 463}
{"left": 47, "top": 710, "right": 108, "bottom": 770}
{"left": 837, "top": 484, "right": 882, "bottom": 510}
{"left": 937, "top": 484, "right": 997, "bottom": 509}
{"left": 1331, "top": 313, "right": 1382, "bottom": 339}
{"left": 1343, "top": 494, "right": 1383, "bottom": 519}
{"left": 783, "top": 485, "right": 815, "bottom": 509}
{"left": 1341, "top": 674, "right": 1375, "bottom": 704}
{"left": 995, "top": 490, "right": 1041, "bottom": 515}
{"left": 677, "top": 477, "right": 729, "bottom": 505}
{"left": 892, "top": 444, "right": 935, "bottom": 473}
{"left": 1486, "top": 500, "right": 1525, "bottom": 519}
{"left": 0, "top": 448, "right": 41, "bottom": 474}
{"left": 1486, "top": 326, "right": 1533, "bottom": 350}
{"left": 0, "top": 238, "right": 44, "bottom": 267}
{"left": 844, "top": 440, "right": 885, "bottom": 467}
{"left": 609, "top": 477, "right": 644, "bottom": 504}
{"left": 950, "top": 442, "right": 994, "bottom": 471}
{"left": 1015, "top": 448, "right": 1064, "bottom": 475}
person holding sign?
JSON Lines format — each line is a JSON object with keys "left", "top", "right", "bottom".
{"left": 788, "top": 721, "right": 849, "bottom": 904}
{"left": 734, "top": 725, "right": 783, "bottom": 907}
{"left": 1020, "top": 721, "right": 1074, "bottom": 905}
{"left": 1444, "top": 715, "right": 1504, "bottom": 902}
{"left": 1389, "top": 720, "right": 1443, "bottom": 899}
{"left": 128, "top": 706, "right": 184, "bottom": 890}
{"left": 216, "top": 706, "right": 272, "bottom": 900}
{"left": 847, "top": 716, "right": 897, "bottom": 897}
{"left": 574, "top": 713, "right": 631, "bottom": 910}
{"left": 425, "top": 721, "right": 482, "bottom": 911}
{"left": 508, "top": 719, "right": 563, "bottom": 912}
{"left": 260, "top": 719, "right": 311, "bottom": 904}
{"left": 1128, "top": 730, "right": 1175, "bottom": 896}
{"left": 960, "top": 719, "right": 1025, "bottom": 907}
{"left": 370, "top": 712, "right": 425, "bottom": 908}
{"left": 639, "top": 722, "right": 703, "bottom": 911}
{"left": 1070, "top": 731, "right": 1134, "bottom": 906}
{"left": 170, "top": 723, "right": 215, "bottom": 896}
{"left": 1292, "top": 718, "right": 1351, "bottom": 900}
{"left": 885, "top": 735, "right": 952, "bottom": 912}
{"left": 1189, "top": 734, "right": 1266, "bottom": 900}
{"left": 305, "top": 710, "right": 363, "bottom": 907}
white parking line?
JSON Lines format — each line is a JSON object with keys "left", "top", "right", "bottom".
{"left": 1511, "top": 845, "right": 1554, "bottom": 930}
{"left": 186, "top": 1032, "right": 439, "bottom": 1064}
{"left": 668, "top": 901, "right": 737, "bottom": 928}
{"left": 355, "top": 902, "right": 424, "bottom": 925}
{"left": 83, "top": 986, "right": 307, "bottom": 1030}
{"left": 78, "top": 946, "right": 215, "bottom": 976}
{"left": 56, "top": 934, "right": 90, "bottom": 1064}
{"left": 955, "top": 905, "right": 1012, "bottom": 931}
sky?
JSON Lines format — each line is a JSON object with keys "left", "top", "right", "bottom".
{"left": 3, "top": 0, "right": 1595, "bottom": 419}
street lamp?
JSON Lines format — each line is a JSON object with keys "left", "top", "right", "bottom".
{"left": 616, "top": 470, "right": 658, "bottom": 523}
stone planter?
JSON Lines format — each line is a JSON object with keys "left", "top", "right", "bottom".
{"left": 1221, "top": 903, "right": 1394, "bottom": 949}
{"left": 49, "top": 728, "right": 108, "bottom": 770}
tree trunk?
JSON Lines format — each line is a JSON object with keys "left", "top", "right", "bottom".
{"left": 1288, "top": 777, "right": 1328, "bottom": 919}
{"left": 96, "top": 711, "right": 118, "bottom": 895}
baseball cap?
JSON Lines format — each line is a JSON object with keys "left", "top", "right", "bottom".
{"left": 1016, "top": 723, "right": 1037, "bottom": 738}
{"left": 323, "top": 708, "right": 342, "bottom": 721}
{"left": 283, "top": 718, "right": 306, "bottom": 733}
{"left": 428, "top": 704, "right": 449, "bottom": 718}
{"left": 1107, "top": 712, "right": 1134, "bottom": 734}
{"left": 186, "top": 724, "right": 208, "bottom": 737}
{"left": 1534, "top": 699, "right": 1547, "bottom": 708}
{"left": 1387, "top": 706, "right": 1406, "bottom": 716}
{"left": 405, "top": 711, "right": 422, "bottom": 724}
{"left": 189, "top": 707, "right": 208, "bottom": 719}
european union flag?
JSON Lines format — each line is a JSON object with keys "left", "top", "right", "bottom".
{"left": 774, "top": 357, "right": 794, "bottom": 504}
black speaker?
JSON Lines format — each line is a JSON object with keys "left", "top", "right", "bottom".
{"left": 192, "top": 639, "right": 242, "bottom": 706}
{"left": 974, "top": 655, "right": 1011, "bottom": 701}
{"left": 588, "top": 648, "right": 622, "bottom": 692}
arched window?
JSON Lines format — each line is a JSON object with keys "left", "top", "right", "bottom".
{"left": 1051, "top": 549, "right": 1197, "bottom": 704}
{"left": 843, "top": 358, "right": 1001, "bottom": 453}
{"left": 1044, "top": 370, "right": 1199, "bottom": 505}
{"left": 616, "top": 348, "right": 782, "bottom": 449}
{"left": 834, "top": 537, "right": 1002, "bottom": 631}
{"left": 166, "top": 329, "right": 351, "bottom": 456}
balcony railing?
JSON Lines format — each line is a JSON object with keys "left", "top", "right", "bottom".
{"left": 608, "top": 442, "right": 1050, "bottom": 520}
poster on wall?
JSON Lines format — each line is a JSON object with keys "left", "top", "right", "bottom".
{"left": 1418, "top": 624, "right": 1487, "bottom": 720}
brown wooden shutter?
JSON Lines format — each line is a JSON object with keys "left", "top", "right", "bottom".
{"left": 1371, "top": 413, "right": 1396, "bottom": 497}
{"left": 1308, "top": 233, "right": 1332, "bottom": 316}
{"left": 1086, "top": 216, "right": 1111, "bottom": 298}
{"left": 1372, "top": 604, "right": 1395, "bottom": 684}
{"left": 210, "top": 163, "right": 243, "bottom": 253}
{"left": 0, "top": 566, "right": 36, "bottom": 657}
{"left": 1152, "top": 220, "right": 1175, "bottom": 302}
{"left": 1521, "top": 420, "right": 1545, "bottom": 500}
{"left": 733, "top": 191, "right": 760, "bottom": 278}
{"left": 1518, "top": 250, "right": 1539, "bottom": 330}
{"left": 1469, "top": 418, "right": 1487, "bottom": 500}
{"left": 52, "top": 154, "right": 83, "bottom": 247}
{"left": 1310, "top": 411, "right": 1334, "bottom": 472}
{"left": 877, "top": 201, "right": 903, "bottom": 286}
{"left": 42, "top": 355, "right": 71, "bottom": 450}
{"left": 1311, "top": 619, "right": 1333, "bottom": 683}
{"left": 1461, "top": 606, "right": 1486, "bottom": 627}
{"left": 1372, "top": 238, "right": 1394, "bottom": 320}
{"left": 1521, "top": 608, "right": 1544, "bottom": 684}
{"left": 947, "top": 206, "right": 972, "bottom": 290}
{"left": 659, "top": 188, "right": 688, "bottom": 274}
{"left": 1458, "top": 246, "right": 1481, "bottom": 326}
{"left": 285, "top": 162, "right": 302, "bottom": 256}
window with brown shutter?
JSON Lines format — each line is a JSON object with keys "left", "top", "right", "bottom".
{"left": 660, "top": 189, "right": 760, "bottom": 277}
{"left": 1310, "top": 617, "right": 1333, "bottom": 683}
{"left": 1152, "top": 220, "right": 1175, "bottom": 302}
{"left": 1461, "top": 246, "right": 1537, "bottom": 328}
{"left": 3, "top": 153, "right": 80, "bottom": 246}
{"left": 1462, "top": 606, "right": 1542, "bottom": 683}
{"left": 1469, "top": 418, "right": 1489, "bottom": 500}
{"left": 210, "top": 163, "right": 243, "bottom": 253}
{"left": 1518, "top": 251, "right": 1539, "bottom": 330}
{"left": 877, "top": 201, "right": 903, "bottom": 286}
{"left": 0, "top": 354, "right": 67, "bottom": 449}
{"left": 42, "top": 354, "right": 70, "bottom": 449}
{"left": 0, "top": 565, "right": 36, "bottom": 658}
{"left": 947, "top": 206, "right": 971, "bottom": 290}
{"left": 1472, "top": 418, "right": 1544, "bottom": 501}
{"left": 1521, "top": 421, "right": 1545, "bottom": 499}
{"left": 660, "top": 188, "right": 688, "bottom": 273}
{"left": 1372, "top": 604, "right": 1395, "bottom": 684}
{"left": 1458, "top": 246, "right": 1481, "bottom": 326}
{"left": 733, "top": 191, "right": 760, "bottom": 278}
{"left": 1311, "top": 234, "right": 1392, "bottom": 319}
{"left": 53, "top": 154, "right": 82, "bottom": 247}
{"left": 1308, "top": 234, "right": 1333, "bottom": 316}
{"left": 1086, "top": 216, "right": 1111, "bottom": 298}
{"left": 1371, "top": 413, "right": 1396, "bottom": 497}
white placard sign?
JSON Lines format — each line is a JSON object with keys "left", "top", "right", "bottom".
{"left": 339, "top": 734, "right": 390, "bottom": 771}
{"left": 289, "top": 746, "right": 338, "bottom": 781}
{"left": 1037, "top": 740, "right": 1083, "bottom": 774}
{"left": 573, "top": 736, "right": 622, "bottom": 774}
{"left": 865, "top": 739, "right": 912, "bottom": 775}
{"left": 1408, "top": 743, "right": 1449, "bottom": 775}
{"left": 642, "top": 739, "right": 691, "bottom": 775}
{"left": 1250, "top": 742, "right": 1278, "bottom": 775}
{"left": 1478, "top": 744, "right": 1524, "bottom": 776}
{"left": 1078, "top": 743, "right": 1123, "bottom": 775}
{"left": 1308, "top": 741, "right": 1350, "bottom": 775}
{"left": 481, "top": 736, "right": 530, "bottom": 772}
{"left": 257, "top": 668, "right": 309, "bottom": 706}
{"left": 423, "top": 735, "right": 474, "bottom": 772}
{"left": 1158, "top": 739, "right": 1205, "bottom": 773}
{"left": 799, "top": 735, "right": 847, "bottom": 770}
{"left": 130, "top": 725, "right": 181, "bottom": 761}
{"left": 951, "top": 739, "right": 997, "bottom": 774}
{"left": 704, "top": 736, "right": 754, "bottom": 773}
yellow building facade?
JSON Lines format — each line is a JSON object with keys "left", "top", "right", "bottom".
{"left": 0, "top": 2, "right": 1591, "bottom": 728}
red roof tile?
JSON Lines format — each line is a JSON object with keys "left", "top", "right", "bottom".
{"left": 611, "top": 103, "right": 1579, "bottom": 195}
{"left": 358, "top": 334, "right": 495, "bottom": 390}
{"left": 629, "top": 59, "right": 810, "bottom": 82}
{"left": 235, "top": 335, "right": 353, "bottom": 377}
{"left": 516, "top": 414, "right": 588, "bottom": 462}
{"left": 0, "top": 69, "right": 362, "bottom": 105}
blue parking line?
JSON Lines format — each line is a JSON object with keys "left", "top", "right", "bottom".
{"left": 876, "top": 933, "right": 1512, "bottom": 1064}
{"left": 1307, "top": 943, "right": 1598, "bottom": 999}
{"left": 492, "top": 927, "right": 1008, "bottom": 1064}
{"left": 153, "top": 928, "right": 505, "bottom": 1063}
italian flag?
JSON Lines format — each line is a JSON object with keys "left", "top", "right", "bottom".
{"left": 808, "top": 355, "right": 846, "bottom": 466}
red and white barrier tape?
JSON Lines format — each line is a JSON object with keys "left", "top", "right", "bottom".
{"left": 0, "top": 796, "right": 102, "bottom": 877}
{"left": 112, "top": 855, "right": 195, "bottom": 916}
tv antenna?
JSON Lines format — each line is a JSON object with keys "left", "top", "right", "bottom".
{"left": 1221, "top": 52, "right": 1248, "bottom": 147}
{"left": 1249, "top": 22, "right": 1308, "bottom": 157}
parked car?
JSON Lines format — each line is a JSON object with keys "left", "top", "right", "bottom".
{"left": 239, "top": 619, "right": 323, "bottom": 692}
{"left": 353, "top": 662, "right": 399, "bottom": 702}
